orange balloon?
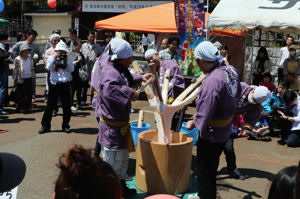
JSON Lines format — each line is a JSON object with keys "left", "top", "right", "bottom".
{"left": 48, "top": 0, "right": 57, "bottom": 8}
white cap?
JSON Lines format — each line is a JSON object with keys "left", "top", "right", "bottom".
{"left": 248, "top": 86, "right": 271, "bottom": 104}
{"left": 144, "top": 49, "right": 157, "bottom": 59}
{"left": 55, "top": 41, "right": 68, "bottom": 52}
{"left": 108, "top": 38, "right": 132, "bottom": 60}
{"left": 49, "top": 33, "right": 60, "bottom": 42}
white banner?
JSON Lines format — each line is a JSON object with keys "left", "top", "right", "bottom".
{"left": 82, "top": 1, "right": 172, "bottom": 13}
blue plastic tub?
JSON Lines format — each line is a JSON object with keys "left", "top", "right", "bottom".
{"left": 130, "top": 123, "right": 151, "bottom": 146}
{"left": 180, "top": 122, "right": 199, "bottom": 145}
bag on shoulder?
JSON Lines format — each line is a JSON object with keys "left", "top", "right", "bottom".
{"left": 79, "top": 64, "right": 89, "bottom": 82}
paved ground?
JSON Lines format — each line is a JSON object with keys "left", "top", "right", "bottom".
{"left": 0, "top": 85, "right": 299, "bottom": 199}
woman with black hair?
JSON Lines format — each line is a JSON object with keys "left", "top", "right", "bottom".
{"left": 252, "top": 47, "right": 272, "bottom": 85}
{"left": 268, "top": 166, "right": 298, "bottom": 199}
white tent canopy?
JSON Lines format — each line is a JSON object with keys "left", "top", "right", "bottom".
{"left": 208, "top": 0, "right": 300, "bottom": 33}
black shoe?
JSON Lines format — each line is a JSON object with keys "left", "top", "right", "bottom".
{"left": 228, "top": 168, "right": 246, "bottom": 180}
{"left": 39, "top": 126, "right": 50, "bottom": 134}
{"left": 0, "top": 110, "right": 8, "bottom": 115}
{"left": 277, "top": 139, "right": 286, "bottom": 145}
{"left": 120, "top": 180, "right": 136, "bottom": 198}
{"left": 62, "top": 127, "right": 71, "bottom": 133}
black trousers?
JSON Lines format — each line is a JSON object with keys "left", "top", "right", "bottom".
{"left": 265, "top": 116, "right": 292, "bottom": 138}
{"left": 41, "top": 82, "right": 71, "bottom": 129}
{"left": 81, "top": 81, "right": 90, "bottom": 103}
{"left": 278, "top": 68, "right": 284, "bottom": 82}
{"left": 16, "top": 78, "right": 32, "bottom": 110}
{"left": 223, "top": 137, "right": 237, "bottom": 172}
{"left": 197, "top": 138, "right": 225, "bottom": 199}
{"left": 286, "top": 130, "right": 300, "bottom": 147}
{"left": 71, "top": 77, "right": 82, "bottom": 106}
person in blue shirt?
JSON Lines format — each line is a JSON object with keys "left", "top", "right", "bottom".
{"left": 243, "top": 114, "right": 271, "bottom": 141}
{"left": 262, "top": 81, "right": 292, "bottom": 139}
{"left": 262, "top": 80, "right": 288, "bottom": 114}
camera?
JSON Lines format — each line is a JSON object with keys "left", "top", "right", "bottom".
{"left": 54, "top": 51, "right": 67, "bottom": 69}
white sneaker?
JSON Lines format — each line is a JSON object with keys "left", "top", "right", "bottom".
{"left": 188, "top": 194, "right": 200, "bottom": 199}
{"left": 71, "top": 106, "right": 77, "bottom": 111}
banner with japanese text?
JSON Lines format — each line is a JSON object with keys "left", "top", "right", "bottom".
{"left": 175, "top": 0, "right": 205, "bottom": 76}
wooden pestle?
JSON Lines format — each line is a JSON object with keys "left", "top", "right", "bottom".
{"left": 132, "top": 61, "right": 155, "bottom": 99}
{"left": 149, "top": 63, "right": 163, "bottom": 101}
{"left": 173, "top": 74, "right": 206, "bottom": 103}
{"left": 162, "top": 69, "right": 171, "bottom": 105}
{"left": 137, "top": 110, "right": 144, "bottom": 128}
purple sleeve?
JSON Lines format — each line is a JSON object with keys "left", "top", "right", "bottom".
{"left": 102, "top": 74, "right": 132, "bottom": 106}
{"left": 243, "top": 105, "right": 263, "bottom": 126}
{"left": 170, "top": 64, "right": 185, "bottom": 89}
{"left": 132, "top": 74, "right": 143, "bottom": 85}
{"left": 194, "top": 78, "right": 222, "bottom": 132}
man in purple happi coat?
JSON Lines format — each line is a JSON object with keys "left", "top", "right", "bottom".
{"left": 90, "top": 52, "right": 109, "bottom": 158}
{"left": 222, "top": 82, "right": 270, "bottom": 180}
{"left": 144, "top": 49, "right": 185, "bottom": 131}
{"left": 97, "top": 38, "right": 152, "bottom": 198}
{"left": 186, "top": 41, "right": 241, "bottom": 199}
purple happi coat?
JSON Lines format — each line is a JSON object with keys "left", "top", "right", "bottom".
{"left": 235, "top": 82, "right": 263, "bottom": 126}
{"left": 98, "top": 60, "right": 143, "bottom": 149}
{"left": 159, "top": 60, "right": 185, "bottom": 98}
{"left": 195, "top": 63, "right": 241, "bottom": 143}
{"left": 91, "top": 53, "right": 109, "bottom": 118}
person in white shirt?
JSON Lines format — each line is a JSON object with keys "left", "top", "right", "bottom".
{"left": 12, "top": 44, "right": 34, "bottom": 113}
{"left": 80, "top": 31, "right": 103, "bottom": 104}
{"left": 39, "top": 41, "right": 74, "bottom": 134}
{"left": 141, "top": 33, "right": 151, "bottom": 52}
{"left": 278, "top": 36, "right": 294, "bottom": 81}
{"left": 277, "top": 90, "right": 300, "bottom": 147}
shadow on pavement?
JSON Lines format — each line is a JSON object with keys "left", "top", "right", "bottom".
{"left": 217, "top": 184, "right": 262, "bottom": 199}
{"left": 0, "top": 117, "right": 35, "bottom": 123}
{"left": 72, "top": 111, "right": 91, "bottom": 117}
{"left": 71, "top": 127, "right": 98, "bottom": 135}
{"left": 217, "top": 167, "right": 275, "bottom": 181}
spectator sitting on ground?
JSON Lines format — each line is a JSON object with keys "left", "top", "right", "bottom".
{"left": 262, "top": 81, "right": 290, "bottom": 137}
{"left": 268, "top": 165, "right": 298, "bottom": 199}
{"left": 52, "top": 145, "right": 121, "bottom": 199}
{"left": 0, "top": 152, "right": 26, "bottom": 193}
{"left": 242, "top": 112, "right": 271, "bottom": 142}
{"left": 260, "top": 72, "right": 275, "bottom": 92}
{"left": 277, "top": 90, "right": 300, "bottom": 147}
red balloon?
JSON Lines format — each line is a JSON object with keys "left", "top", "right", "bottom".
{"left": 48, "top": 0, "right": 57, "bottom": 8}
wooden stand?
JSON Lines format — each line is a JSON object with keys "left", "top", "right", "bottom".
{"left": 136, "top": 130, "right": 193, "bottom": 194}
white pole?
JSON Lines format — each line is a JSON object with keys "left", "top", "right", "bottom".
{"left": 250, "top": 29, "right": 255, "bottom": 84}
{"left": 206, "top": 0, "right": 209, "bottom": 41}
